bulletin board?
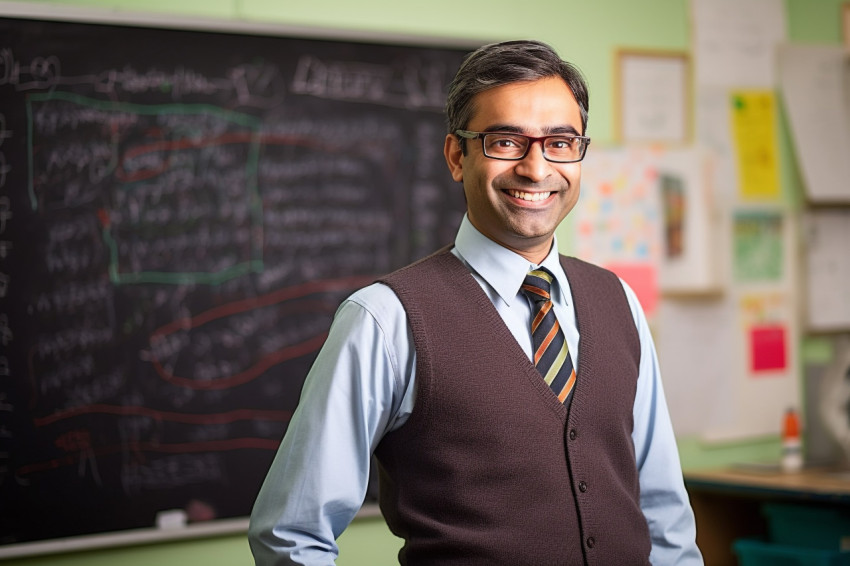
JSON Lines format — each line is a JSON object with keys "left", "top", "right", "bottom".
{"left": 652, "top": 0, "right": 802, "bottom": 443}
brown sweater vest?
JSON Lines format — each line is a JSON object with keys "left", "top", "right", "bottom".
{"left": 375, "top": 248, "right": 651, "bottom": 566}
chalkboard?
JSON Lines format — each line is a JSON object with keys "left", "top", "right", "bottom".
{"left": 0, "top": 10, "right": 468, "bottom": 553}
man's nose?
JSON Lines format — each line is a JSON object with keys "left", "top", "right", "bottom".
{"left": 513, "top": 140, "right": 551, "bottom": 182}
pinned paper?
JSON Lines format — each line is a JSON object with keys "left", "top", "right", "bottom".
{"left": 733, "top": 210, "right": 784, "bottom": 282}
{"left": 730, "top": 91, "right": 781, "bottom": 201}
{"left": 749, "top": 324, "right": 787, "bottom": 373}
{"left": 605, "top": 262, "right": 658, "bottom": 317}
{"left": 740, "top": 293, "right": 790, "bottom": 375}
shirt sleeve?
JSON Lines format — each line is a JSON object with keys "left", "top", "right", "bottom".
{"left": 248, "top": 284, "right": 410, "bottom": 566}
{"left": 622, "top": 281, "right": 704, "bottom": 566}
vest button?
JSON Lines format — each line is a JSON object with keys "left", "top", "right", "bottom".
{"left": 586, "top": 537, "right": 595, "bottom": 548}
{"left": 569, "top": 429, "right": 577, "bottom": 440}
{"left": 578, "top": 481, "right": 587, "bottom": 492}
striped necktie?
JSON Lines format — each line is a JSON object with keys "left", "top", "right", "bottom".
{"left": 521, "top": 268, "right": 576, "bottom": 405}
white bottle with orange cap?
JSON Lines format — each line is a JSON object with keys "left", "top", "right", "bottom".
{"left": 781, "top": 407, "right": 803, "bottom": 473}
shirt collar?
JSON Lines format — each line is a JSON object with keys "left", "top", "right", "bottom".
{"left": 454, "top": 215, "right": 571, "bottom": 307}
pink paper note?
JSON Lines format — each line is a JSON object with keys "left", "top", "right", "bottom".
{"left": 750, "top": 324, "right": 787, "bottom": 373}
{"left": 604, "top": 262, "right": 658, "bottom": 317}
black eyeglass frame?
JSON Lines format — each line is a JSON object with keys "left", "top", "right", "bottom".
{"left": 455, "top": 129, "right": 591, "bottom": 163}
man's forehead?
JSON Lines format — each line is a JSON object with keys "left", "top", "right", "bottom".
{"left": 466, "top": 77, "right": 582, "bottom": 131}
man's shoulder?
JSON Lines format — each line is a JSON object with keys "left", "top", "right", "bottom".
{"left": 338, "top": 282, "right": 407, "bottom": 334}
{"left": 348, "top": 281, "right": 402, "bottom": 306}
{"left": 379, "top": 245, "right": 460, "bottom": 285}
{"left": 348, "top": 245, "right": 460, "bottom": 316}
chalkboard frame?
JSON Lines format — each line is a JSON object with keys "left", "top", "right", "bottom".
{"left": 0, "top": 0, "right": 478, "bottom": 48}
{"left": 0, "top": 1, "right": 477, "bottom": 557}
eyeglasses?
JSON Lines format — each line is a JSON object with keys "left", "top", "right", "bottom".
{"left": 455, "top": 130, "right": 590, "bottom": 163}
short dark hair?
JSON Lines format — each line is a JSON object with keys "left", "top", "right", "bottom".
{"left": 445, "top": 40, "right": 589, "bottom": 150}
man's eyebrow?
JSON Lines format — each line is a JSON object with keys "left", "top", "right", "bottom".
{"left": 481, "top": 124, "right": 523, "bottom": 134}
{"left": 481, "top": 124, "right": 582, "bottom": 135}
{"left": 548, "top": 125, "right": 582, "bottom": 136}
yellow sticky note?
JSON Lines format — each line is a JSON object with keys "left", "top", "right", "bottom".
{"left": 730, "top": 91, "right": 781, "bottom": 201}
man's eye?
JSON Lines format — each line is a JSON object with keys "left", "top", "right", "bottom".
{"left": 548, "top": 138, "right": 574, "bottom": 149}
{"left": 493, "top": 137, "right": 521, "bottom": 148}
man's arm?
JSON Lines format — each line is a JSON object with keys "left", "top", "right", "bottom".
{"left": 622, "top": 281, "right": 704, "bottom": 565}
{"left": 248, "top": 285, "right": 410, "bottom": 566}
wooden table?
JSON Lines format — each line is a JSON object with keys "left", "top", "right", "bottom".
{"left": 683, "top": 467, "right": 850, "bottom": 565}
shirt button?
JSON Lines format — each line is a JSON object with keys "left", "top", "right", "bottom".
{"left": 586, "top": 537, "right": 595, "bottom": 548}
{"left": 569, "top": 429, "right": 577, "bottom": 440}
{"left": 578, "top": 481, "right": 588, "bottom": 493}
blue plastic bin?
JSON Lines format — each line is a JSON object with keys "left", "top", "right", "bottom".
{"left": 763, "top": 503, "right": 850, "bottom": 551}
{"left": 734, "top": 539, "right": 850, "bottom": 566}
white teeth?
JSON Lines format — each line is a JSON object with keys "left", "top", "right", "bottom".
{"left": 509, "top": 190, "right": 551, "bottom": 202}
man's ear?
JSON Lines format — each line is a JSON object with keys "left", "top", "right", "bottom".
{"left": 444, "top": 134, "right": 464, "bottom": 182}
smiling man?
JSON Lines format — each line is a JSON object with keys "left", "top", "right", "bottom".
{"left": 446, "top": 76, "right": 584, "bottom": 264}
{"left": 249, "top": 40, "right": 703, "bottom": 566}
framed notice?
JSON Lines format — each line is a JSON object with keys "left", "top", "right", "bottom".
{"left": 616, "top": 49, "right": 690, "bottom": 144}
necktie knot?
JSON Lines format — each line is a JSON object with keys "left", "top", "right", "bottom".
{"left": 522, "top": 268, "right": 554, "bottom": 305}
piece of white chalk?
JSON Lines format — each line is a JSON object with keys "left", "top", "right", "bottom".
{"left": 155, "top": 509, "right": 188, "bottom": 530}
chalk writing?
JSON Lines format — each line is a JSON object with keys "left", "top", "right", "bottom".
{"left": 121, "top": 453, "right": 224, "bottom": 493}
{"left": 0, "top": 17, "right": 466, "bottom": 548}
{"left": 291, "top": 53, "right": 451, "bottom": 110}
{"left": 2, "top": 49, "right": 285, "bottom": 108}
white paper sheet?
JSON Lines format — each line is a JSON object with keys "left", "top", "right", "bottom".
{"left": 620, "top": 54, "right": 688, "bottom": 143}
{"left": 691, "top": 0, "right": 786, "bottom": 87}
{"left": 778, "top": 44, "right": 850, "bottom": 203}
{"left": 656, "top": 298, "right": 736, "bottom": 437}
{"left": 804, "top": 209, "right": 850, "bottom": 331}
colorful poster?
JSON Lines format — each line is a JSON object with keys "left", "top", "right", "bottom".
{"left": 733, "top": 210, "right": 784, "bottom": 282}
{"left": 573, "top": 148, "right": 662, "bottom": 317}
{"left": 730, "top": 91, "right": 781, "bottom": 201}
{"left": 573, "top": 147, "right": 662, "bottom": 266}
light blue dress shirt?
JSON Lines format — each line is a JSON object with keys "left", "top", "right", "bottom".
{"left": 249, "top": 215, "right": 703, "bottom": 566}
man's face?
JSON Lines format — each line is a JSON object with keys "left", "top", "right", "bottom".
{"left": 444, "top": 77, "right": 583, "bottom": 264}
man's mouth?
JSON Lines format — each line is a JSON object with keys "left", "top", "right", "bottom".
{"left": 507, "top": 190, "right": 552, "bottom": 202}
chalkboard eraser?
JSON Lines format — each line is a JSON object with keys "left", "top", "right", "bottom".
{"left": 156, "top": 509, "right": 188, "bottom": 530}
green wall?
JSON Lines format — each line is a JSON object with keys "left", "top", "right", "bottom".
{"left": 3, "top": 0, "right": 844, "bottom": 564}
